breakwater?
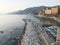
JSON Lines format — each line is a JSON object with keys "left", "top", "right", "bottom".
{"left": 18, "top": 19, "right": 56, "bottom": 45}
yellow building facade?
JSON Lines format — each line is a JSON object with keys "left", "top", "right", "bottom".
{"left": 39, "top": 6, "right": 60, "bottom": 15}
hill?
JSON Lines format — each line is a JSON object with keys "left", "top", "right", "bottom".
{"left": 10, "top": 6, "right": 46, "bottom": 15}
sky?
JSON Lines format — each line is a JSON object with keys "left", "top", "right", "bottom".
{"left": 0, "top": 0, "right": 60, "bottom": 13}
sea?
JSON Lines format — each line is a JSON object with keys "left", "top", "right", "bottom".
{"left": 0, "top": 14, "right": 58, "bottom": 45}
{"left": 0, "top": 14, "right": 44, "bottom": 45}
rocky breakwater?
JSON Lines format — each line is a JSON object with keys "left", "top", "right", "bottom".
{"left": 17, "top": 19, "right": 55, "bottom": 45}
{"left": 17, "top": 19, "right": 45, "bottom": 45}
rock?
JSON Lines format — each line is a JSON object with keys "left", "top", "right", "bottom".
{"left": 0, "top": 31, "right": 4, "bottom": 33}
{"left": 18, "top": 19, "right": 57, "bottom": 45}
{"left": 12, "top": 37, "right": 19, "bottom": 40}
{"left": 18, "top": 19, "right": 44, "bottom": 45}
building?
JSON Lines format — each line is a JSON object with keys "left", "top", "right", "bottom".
{"left": 38, "top": 9, "right": 45, "bottom": 15}
{"left": 51, "top": 6, "right": 59, "bottom": 15}
{"left": 45, "top": 8, "right": 51, "bottom": 15}
{"left": 38, "top": 6, "right": 60, "bottom": 15}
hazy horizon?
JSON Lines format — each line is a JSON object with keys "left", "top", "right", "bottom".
{"left": 0, "top": 0, "right": 60, "bottom": 13}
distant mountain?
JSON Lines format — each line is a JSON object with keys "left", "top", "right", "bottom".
{"left": 10, "top": 6, "right": 46, "bottom": 15}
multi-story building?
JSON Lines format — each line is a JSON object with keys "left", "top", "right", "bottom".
{"left": 39, "top": 6, "right": 60, "bottom": 15}
{"left": 51, "top": 6, "right": 59, "bottom": 15}
{"left": 45, "top": 8, "right": 51, "bottom": 15}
